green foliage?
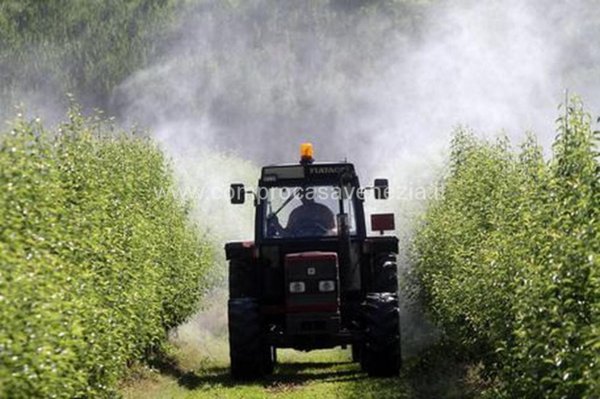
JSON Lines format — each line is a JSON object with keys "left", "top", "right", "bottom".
{"left": 0, "top": 0, "right": 177, "bottom": 107}
{"left": 117, "top": 0, "right": 430, "bottom": 129}
{"left": 0, "top": 108, "right": 212, "bottom": 398}
{"left": 414, "top": 99, "right": 599, "bottom": 398}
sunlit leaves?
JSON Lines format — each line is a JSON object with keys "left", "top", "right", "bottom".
{"left": 0, "top": 108, "right": 212, "bottom": 398}
{"left": 413, "top": 98, "right": 599, "bottom": 398}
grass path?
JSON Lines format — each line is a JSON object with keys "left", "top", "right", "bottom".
{"left": 121, "top": 347, "right": 412, "bottom": 399}
{"left": 120, "top": 294, "right": 482, "bottom": 399}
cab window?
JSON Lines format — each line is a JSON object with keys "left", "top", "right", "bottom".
{"left": 263, "top": 185, "right": 357, "bottom": 239}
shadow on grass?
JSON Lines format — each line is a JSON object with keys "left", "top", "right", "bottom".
{"left": 401, "top": 343, "right": 489, "bottom": 399}
{"left": 150, "top": 355, "right": 365, "bottom": 391}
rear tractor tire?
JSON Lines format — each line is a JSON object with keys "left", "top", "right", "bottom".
{"left": 373, "top": 253, "right": 398, "bottom": 293}
{"left": 361, "top": 293, "right": 401, "bottom": 377}
{"left": 228, "top": 298, "right": 270, "bottom": 379}
{"left": 351, "top": 344, "right": 361, "bottom": 363}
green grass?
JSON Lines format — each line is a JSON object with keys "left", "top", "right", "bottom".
{"left": 120, "top": 339, "right": 488, "bottom": 399}
{"left": 121, "top": 346, "right": 412, "bottom": 399}
{"left": 120, "top": 295, "right": 484, "bottom": 399}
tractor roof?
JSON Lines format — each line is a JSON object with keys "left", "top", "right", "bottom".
{"left": 260, "top": 162, "right": 357, "bottom": 186}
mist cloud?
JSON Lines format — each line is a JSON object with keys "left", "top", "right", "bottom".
{"left": 113, "top": 0, "right": 599, "bottom": 178}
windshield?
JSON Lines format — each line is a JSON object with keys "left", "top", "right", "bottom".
{"left": 263, "top": 185, "right": 357, "bottom": 239}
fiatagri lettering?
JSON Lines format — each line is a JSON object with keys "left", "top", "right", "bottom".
{"left": 308, "top": 166, "right": 353, "bottom": 175}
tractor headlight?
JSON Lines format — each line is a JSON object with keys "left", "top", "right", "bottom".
{"left": 289, "top": 281, "right": 306, "bottom": 293}
{"left": 318, "top": 280, "right": 335, "bottom": 292}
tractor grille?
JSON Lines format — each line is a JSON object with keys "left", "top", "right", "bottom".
{"left": 284, "top": 252, "right": 340, "bottom": 335}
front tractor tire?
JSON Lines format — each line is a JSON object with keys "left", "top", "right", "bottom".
{"left": 361, "top": 293, "right": 401, "bottom": 377}
{"left": 228, "top": 298, "right": 270, "bottom": 379}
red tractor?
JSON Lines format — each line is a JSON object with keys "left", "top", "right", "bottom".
{"left": 226, "top": 143, "right": 400, "bottom": 378}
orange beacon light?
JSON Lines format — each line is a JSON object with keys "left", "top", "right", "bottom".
{"left": 300, "top": 142, "right": 314, "bottom": 164}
